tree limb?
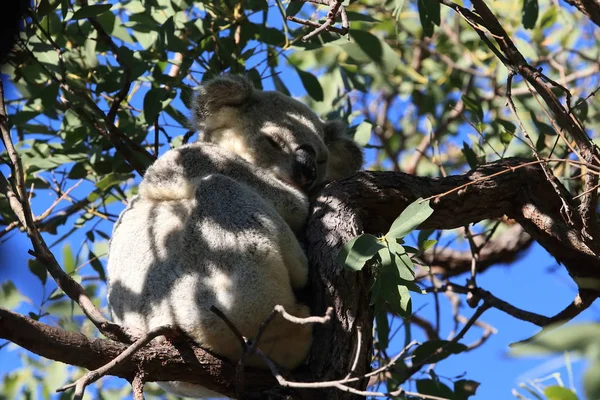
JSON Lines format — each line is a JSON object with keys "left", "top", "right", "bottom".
{"left": 0, "top": 308, "right": 275, "bottom": 398}
{"left": 563, "top": 0, "right": 600, "bottom": 28}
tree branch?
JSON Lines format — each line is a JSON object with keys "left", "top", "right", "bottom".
{"left": 422, "top": 224, "right": 533, "bottom": 277}
{"left": 563, "top": 0, "right": 600, "bottom": 28}
{"left": 0, "top": 308, "right": 275, "bottom": 398}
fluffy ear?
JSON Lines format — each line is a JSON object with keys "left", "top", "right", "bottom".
{"left": 324, "top": 120, "right": 363, "bottom": 181}
{"left": 192, "top": 74, "right": 254, "bottom": 130}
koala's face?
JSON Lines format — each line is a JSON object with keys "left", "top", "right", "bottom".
{"left": 193, "top": 75, "right": 362, "bottom": 192}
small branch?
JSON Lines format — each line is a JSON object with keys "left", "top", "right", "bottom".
{"left": 437, "top": 284, "right": 597, "bottom": 329}
{"left": 211, "top": 304, "right": 333, "bottom": 396}
{"left": 287, "top": 16, "right": 347, "bottom": 35}
{"left": 57, "top": 325, "right": 175, "bottom": 400}
{"left": 132, "top": 373, "right": 145, "bottom": 400}
{"left": 287, "top": 0, "right": 349, "bottom": 41}
{"left": 209, "top": 305, "right": 247, "bottom": 352}
{"left": 253, "top": 340, "right": 450, "bottom": 398}
{"left": 421, "top": 224, "right": 533, "bottom": 277}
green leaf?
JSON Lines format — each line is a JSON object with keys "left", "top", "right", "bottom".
{"left": 354, "top": 121, "right": 372, "bottom": 146}
{"left": 421, "top": 239, "right": 437, "bottom": 252}
{"left": 462, "top": 142, "right": 479, "bottom": 169}
{"left": 62, "top": 243, "right": 75, "bottom": 275}
{"left": 376, "top": 308, "right": 390, "bottom": 350}
{"left": 380, "top": 265, "right": 412, "bottom": 317}
{"left": 386, "top": 198, "right": 434, "bottom": 239}
{"left": 539, "top": 6, "right": 558, "bottom": 29}
{"left": 295, "top": 68, "right": 324, "bottom": 102}
{"left": 573, "top": 97, "right": 589, "bottom": 122}
{"left": 522, "top": 0, "right": 539, "bottom": 29}
{"left": 95, "top": 172, "right": 134, "bottom": 191}
{"left": 455, "top": 379, "right": 480, "bottom": 400}
{"left": 397, "top": 284, "right": 412, "bottom": 315}
{"left": 346, "top": 11, "right": 381, "bottom": 22}
{"left": 584, "top": 359, "right": 600, "bottom": 400}
{"left": 0, "top": 282, "right": 28, "bottom": 309}
{"left": 417, "top": 379, "right": 454, "bottom": 398}
{"left": 388, "top": 241, "right": 416, "bottom": 281}
{"left": 143, "top": 87, "right": 168, "bottom": 124}
{"left": 462, "top": 95, "right": 484, "bottom": 121}
{"left": 338, "top": 234, "right": 384, "bottom": 271}
{"left": 510, "top": 323, "right": 600, "bottom": 355}
{"left": 500, "top": 129, "right": 514, "bottom": 145}
{"left": 544, "top": 386, "right": 578, "bottom": 400}
{"left": 286, "top": 0, "right": 304, "bottom": 17}
{"left": 89, "top": 251, "right": 107, "bottom": 282}
{"left": 272, "top": 71, "right": 291, "bottom": 96}
{"left": 37, "top": 0, "right": 61, "bottom": 17}
{"left": 71, "top": 4, "right": 113, "bottom": 20}
{"left": 497, "top": 118, "right": 516, "bottom": 134}
{"left": 412, "top": 340, "right": 468, "bottom": 365}
{"left": 350, "top": 30, "right": 383, "bottom": 63}
{"left": 28, "top": 259, "right": 48, "bottom": 285}
{"left": 421, "top": 0, "right": 441, "bottom": 25}
{"left": 417, "top": 0, "right": 438, "bottom": 37}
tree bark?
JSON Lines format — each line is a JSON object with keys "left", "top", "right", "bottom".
{"left": 305, "top": 157, "right": 599, "bottom": 398}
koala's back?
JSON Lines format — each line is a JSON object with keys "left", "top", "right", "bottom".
{"left": 107, "top": 168, "right": 310, "bottom": 367}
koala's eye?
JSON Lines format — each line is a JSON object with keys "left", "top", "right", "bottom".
{"left": 265, "top": 136, "right": 281, "bottom": 150}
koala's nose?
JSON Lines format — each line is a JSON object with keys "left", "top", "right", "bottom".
{"left": 293, "top": 145, "right": 317, "bottom": 190}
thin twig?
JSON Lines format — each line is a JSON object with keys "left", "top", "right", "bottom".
{"left": 286, "top": 0, "right": 349, "bottom": 41}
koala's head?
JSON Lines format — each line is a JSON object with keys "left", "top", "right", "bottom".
{"left": 192, "top": 74, "right": 363, "bottom": 192}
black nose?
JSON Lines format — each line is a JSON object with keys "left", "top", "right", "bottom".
{"left": 293, "top": 145, "right": 317, "bottom": 190}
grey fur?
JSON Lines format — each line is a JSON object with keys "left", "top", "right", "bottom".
{"left": 106, "top": 75, "right": 363, "bottom": 398}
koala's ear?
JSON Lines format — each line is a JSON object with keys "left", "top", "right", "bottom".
{"left": 324, "top": 120, "right": 363, "bottom": 181}
{"left": 193, "top": 74, "right": 254, "bottom": 129}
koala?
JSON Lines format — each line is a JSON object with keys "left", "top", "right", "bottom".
{"left": 106, "top": 75, "right": 363, "bottom": 398}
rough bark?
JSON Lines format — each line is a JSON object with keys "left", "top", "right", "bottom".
{"left": 564, "top": 0, "right": 600, "bottom": 28}
{"left": 0, "top": 308, "right": 275, "bottom": 398}
{"left": 305, "top": 157, "right": 599, "bottom": 398}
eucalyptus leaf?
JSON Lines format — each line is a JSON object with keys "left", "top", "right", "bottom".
{"left": 338, "top": 234, "right": 384, "bottom": 271}
{"left": 71, "top": 4, "right": 112, "bottom": 20}
{"left": 543, "top": 386, "right": 578, "bottom": 400}
{"left": 295, "top": 68, "right": 324, "bottom": 102}
{"left": 386, "top": 198, "right": 434, "bottom": 239}
{"left": 412, "top": 340, "right": 468, "bottom": 365}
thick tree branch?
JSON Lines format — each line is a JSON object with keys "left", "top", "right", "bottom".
{"left": 325, "top": 158, "right": 599, "bottom": 286}
{"left": 0, "top": 308, "right": 275, "bottom": 398}
{"left": 563, "top": 0, "right": 600, "bottom": 28}
{"left": 305, "top": 157, "right": 599, "bottom": 399}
